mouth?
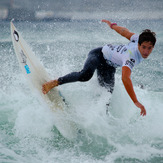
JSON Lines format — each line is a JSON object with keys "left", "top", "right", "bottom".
{"left": 142, "top": 54, "right": 149, "bottom": 58}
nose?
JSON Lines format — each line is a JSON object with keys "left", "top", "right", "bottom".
{"left": 144, "top": 48, "right": 150, "bottom": 55}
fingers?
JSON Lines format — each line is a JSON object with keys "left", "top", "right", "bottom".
{"left": 102, "top": 19, "right": 111, "bottom": 24}
{"left": 140, "top": 111, "right": 145, "bottom": 116}
{"left": 140, "top": 107, "right": 146, "bottom": 116}
{"left": 134, "top": 101, "right": 147, "bottom": 116}
{"left": 101, "top": 19, "right": 107, "bottom": 22}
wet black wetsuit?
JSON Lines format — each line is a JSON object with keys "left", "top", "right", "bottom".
{"left": 58, "top": 47, "right": 116, "bottom": 93}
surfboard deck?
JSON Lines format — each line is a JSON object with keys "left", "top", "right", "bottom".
{"left": 10, "top": 21, "right": 80, "bottom": 140}
{"left": 10, "top": 21, "right": 65, "bottom": 110}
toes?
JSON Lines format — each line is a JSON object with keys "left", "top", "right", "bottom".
{"left": 42, "top": 85, "right": 46, "bottom": 94}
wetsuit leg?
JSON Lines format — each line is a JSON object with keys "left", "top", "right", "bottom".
{"left": 97, "top": 56, "right": 116, "bottom": 93}
{"left": 58, "top": 47, "right": 102, "bottom": 85}
{"left": 58, "top": 47, "right": 116, "bottom": 93}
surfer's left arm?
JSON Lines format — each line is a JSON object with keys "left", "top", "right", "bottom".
{"left": 122, "top": 66, "right": 146, "bottom": 116}
{"left": 102, "top": 19, "right": 135, "bottom": 40}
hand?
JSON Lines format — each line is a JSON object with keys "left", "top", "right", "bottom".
{"left": 134, "top": 101, "right": 146, "bottom": 116}
{"left": 42, "top": 80, "right": 59, "bottom": 94}
{"left": 101, "top": 19, "right": 112, "bottom": 27}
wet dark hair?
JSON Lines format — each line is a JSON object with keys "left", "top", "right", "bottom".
{"left": 138, "top": 29, "right": 156, "bottom": 46}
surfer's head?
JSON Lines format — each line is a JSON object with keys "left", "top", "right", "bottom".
{"left": 138, "top": 29, "right": 156, "bottom": 47}
{"left": 138, "top": 29, "right": 156, "bottom": 59}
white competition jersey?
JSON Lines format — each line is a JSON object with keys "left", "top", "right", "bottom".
{"left": 102, "top": 34, "right": 144, "bottom": 70}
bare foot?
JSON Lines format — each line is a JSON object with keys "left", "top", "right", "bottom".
{"left": 42, "top": 80, "right": 59, "bottom": 94}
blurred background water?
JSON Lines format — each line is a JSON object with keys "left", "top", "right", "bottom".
{"left": 0, "top": 0, "right": 163, "bottom": 162}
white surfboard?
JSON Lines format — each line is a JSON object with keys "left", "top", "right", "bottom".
{"left": 11, "top": 21, "right": 78, "bottom": 139}
{"left": 10, "top": 21, "right": 65, "bottom": 110}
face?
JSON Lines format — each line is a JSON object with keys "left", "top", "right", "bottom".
{"left": 138, "top": 41, "right": 154, "bottom": 58}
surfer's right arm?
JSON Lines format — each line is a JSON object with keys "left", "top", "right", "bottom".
{"left": 102, "top": 19, "right": 135, "bottom": 40}
{"left": 122, "top": 66, "right": 146, "bottom": 116}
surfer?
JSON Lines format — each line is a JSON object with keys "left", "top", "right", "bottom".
{"left": 42, "top": 19, "right": 156, "bottom": 116}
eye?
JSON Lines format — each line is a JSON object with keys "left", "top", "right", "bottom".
{"left": 148, "top": 47, "right": 153, "bottom": 50}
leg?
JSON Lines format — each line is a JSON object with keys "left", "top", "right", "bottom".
{"left": 42, "top": 47, "right": 103, "bottom": 94}
{"left": 96, "top": 58, "right": 116, "bottom": 114}
{"left": 58, "top": 47, "right": 103, "bottom": 85}
{"left": 97, "top": 58, "right": 116, "bottom": 93}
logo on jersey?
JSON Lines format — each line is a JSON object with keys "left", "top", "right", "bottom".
{"left": 130, "top": 58, "right": 135, "bottom": 63}
{"left": 125, "top": 58, "right": 135, "bottom": 69}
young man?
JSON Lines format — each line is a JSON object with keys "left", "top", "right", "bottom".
{"left": 42, "top": 19, "right": 156, "bottom": 116}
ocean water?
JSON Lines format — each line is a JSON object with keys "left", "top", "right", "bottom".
{"left": 0, "top": 9, "right": 163, "bottom": 163}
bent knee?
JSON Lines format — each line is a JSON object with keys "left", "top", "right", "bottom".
{"left": 78, "top": 70, "right": 94, "bottom": 82}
